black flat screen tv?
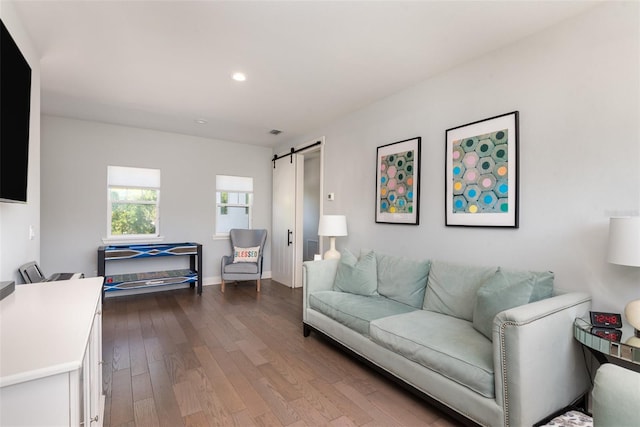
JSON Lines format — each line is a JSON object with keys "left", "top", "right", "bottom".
{"left": 0, "top": 19, "right": 32, "bottom": 203}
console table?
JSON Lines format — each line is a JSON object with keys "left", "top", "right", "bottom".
{"left": 98, "top": 242, "right": 203, "bottom": 296}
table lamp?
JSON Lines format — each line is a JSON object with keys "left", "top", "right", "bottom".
{"left": 606, "top": 216, "right": 640, "bottom": 345}
{"left": 318, "top": 215, "right": 348, "bottom": 260}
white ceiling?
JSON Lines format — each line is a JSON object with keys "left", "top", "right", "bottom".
{"left": 13, "top": 1, "right": 600, "bottom": 147}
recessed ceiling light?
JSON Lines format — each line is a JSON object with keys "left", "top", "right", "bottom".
{"left": 232, "top": 72, "right": 247, "bottom": 82}
{"left": 195, "top": 119, "right": 208, "bottom": 124}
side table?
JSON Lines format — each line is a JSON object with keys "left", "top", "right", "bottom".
{"left": 573, "top": 318, "right": 640, "bottom": 372}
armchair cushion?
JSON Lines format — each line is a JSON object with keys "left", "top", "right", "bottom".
{"left": 224, "top": 262, "right": 259, "bottom": 274}
{"left": 233, "top": 246, "right": 260, "bottom": 263}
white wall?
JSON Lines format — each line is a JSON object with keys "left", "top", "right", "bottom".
{"left": 278, "top": 2, "right": 640, "bottom": 313}
{"left": 0, "top": 0, "right": 41, "bottom": 284}
{"left": 40, "top": 116, "right": 272, "bottom": 286}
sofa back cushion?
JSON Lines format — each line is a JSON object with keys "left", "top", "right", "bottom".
{"left": 423, "top": 260, "right": 497, "bottom": 321}
{"left": 472, "top": 268, "right": 554, "bottom": 340}
{"left": 333, "top": 249, "right": 378, "bottom": 296}
{"left": 375, "top": 252, "right": 430, "bottom": 308}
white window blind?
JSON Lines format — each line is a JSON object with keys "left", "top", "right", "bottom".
{"left": 216, "top": 175, "right": 253, "bottom": 192}
{"left": 108, "top": 166, "right": 160, "bottom": 188}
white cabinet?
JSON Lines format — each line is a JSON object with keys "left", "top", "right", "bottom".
{"left": 0, "top": 278, "right": 104, "bottom": 426}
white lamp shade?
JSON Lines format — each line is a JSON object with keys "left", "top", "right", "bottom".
{"left": 318, "top": 215, "right": 348, "bottom": 237}
{"left": 607, "top": 217, "right": 640, "bottom": 267}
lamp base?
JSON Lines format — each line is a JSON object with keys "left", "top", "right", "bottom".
{"left": 624, "top": 299, "right": 640, "bottom": 329}
{"left": 323, "top": 236, "right": 341, "bottom": 260}
{"left": 323, "top": 249, "right": 341, "bottom": 260}
{"left": 624, "top": 299, "right": 640, "bottom": 346}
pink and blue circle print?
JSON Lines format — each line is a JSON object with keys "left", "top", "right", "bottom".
{"left": 452, "top": 129, "right": 508, "bottom": 214}
{"left": 380, "top": 150, "right": 414, "bottom": 214}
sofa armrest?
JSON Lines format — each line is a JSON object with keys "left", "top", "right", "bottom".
{"left": 592, "top": 363, "right": 640, "bottom": 426}
{"left": 302, "top": 259, "right": 338, "bottom": 321}
{"left": 221, "top": 255, "right": 232, "bottom": 270}
{"left": 493, "top": 292, "right": 592, "bottom": 427}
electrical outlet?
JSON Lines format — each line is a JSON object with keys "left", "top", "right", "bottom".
{"left": 328, "top": 193, "right": 335, "bottom": 201}
{"left": 28, "top": 225, "right": 35, "bottom": 240}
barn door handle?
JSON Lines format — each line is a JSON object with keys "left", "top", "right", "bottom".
{"left": 287, "top": 229, "right": 293, "bottom": 246}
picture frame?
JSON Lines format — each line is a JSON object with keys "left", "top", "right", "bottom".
{"left": 376, "top": 137, "right": 421, "bottom": 225}
{"left": 445, "top": 111, "right": 519, "bottom": 228}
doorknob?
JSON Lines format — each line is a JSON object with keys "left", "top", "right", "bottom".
{"left": 287, "top": 229, "right": 293, "bottom": 246}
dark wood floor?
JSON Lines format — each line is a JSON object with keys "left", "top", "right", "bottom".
{"left": 102, "top": 279, "right": 458, "bottom": 427}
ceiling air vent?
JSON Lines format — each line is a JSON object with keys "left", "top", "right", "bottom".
{"left": 269, "top": 129, "right": 283, "bottom": 135}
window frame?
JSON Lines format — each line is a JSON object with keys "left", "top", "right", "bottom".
{"left": 106, "top": 166, "right": 162, "bottom": 243}
{"left": 215, "top": 175, "right": 254, "bottom": 237}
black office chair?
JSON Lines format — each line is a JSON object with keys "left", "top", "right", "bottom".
{"left": 18, "top": 261, "right": 83, "bottom": 284}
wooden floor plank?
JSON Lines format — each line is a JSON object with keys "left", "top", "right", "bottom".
{"left": 147, "top": 360, "right": 185, "bottom": 427}
{"left": 252, "top": 376, "right": 301, "bottom": 426}
{"left": 131, "top": 372, "right": 153, "bottom": 402}
{"left": 186, "top": 367, "right": 235, "bottom": 426}
{"left": 128, "top": 326, "right": 149, "bottom": 377}
{"left": 192, "top": 345, "right": 246, "bottom": 413}
{"left": 308, "top": 377, "right": 373, "bottom": 426}
{"left": 257, "top": 363, "right": 303, "bottom": 402}
{"left": 133, "top": 397, "right": 160, "bottom": 427}
{"left": 208, "top": 348, "right": 271, "bottom": 418}
{"left": 109, "top": 368, "right": 134, "bottom": 426}
{"left": 173, "top": 380, "right": 203, "bottom": 417}
{"left": 102, "top": 280, "right": 459, "bottom": 427}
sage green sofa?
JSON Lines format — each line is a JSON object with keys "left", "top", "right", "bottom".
{"left": 302, "top": 251, "right": 592, "bottom": 427}
{"left": 592, "top": 363, "right": 640, "bottom": 427}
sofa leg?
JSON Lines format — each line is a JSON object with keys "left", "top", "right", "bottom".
{"left": 221, "top": 279, "right": 225, "bottom": 293}
{"left": 257, "top": 278, "right": 261, "bottom": 292}
{"left": 303, "top": 323, "right": 311, "bottom": 337}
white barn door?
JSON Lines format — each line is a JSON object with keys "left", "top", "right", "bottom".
{"left": 272, "top": 154, "right": 303, "bottom": 287}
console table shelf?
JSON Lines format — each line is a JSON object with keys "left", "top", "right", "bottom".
{"left": 98, "top": 242, "right": 202, "bottom": 296}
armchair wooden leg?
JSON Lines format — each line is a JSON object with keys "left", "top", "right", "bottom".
{"left": 221, "top": 279, "right": 225, "bottom": 293}
{"left": 257, "top": 278, "right": 261, "bottom": 292}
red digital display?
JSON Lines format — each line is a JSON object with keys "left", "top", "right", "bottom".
{"left": 591, "top": 327, "right": 622, "bottom": 342}
{"left": 590, "top": 311, "right": 622, "bottom": 328}
{"left": 594, "top": 314, "right": 618, "bottom": 324}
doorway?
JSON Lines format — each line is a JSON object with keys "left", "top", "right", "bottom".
{"left": 271, "top": 138, "right": 323, "bottom": 288}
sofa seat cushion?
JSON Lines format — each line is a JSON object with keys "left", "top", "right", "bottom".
{"left": 309, "top": 291, "right": 417, "bottom": 336}
{"left": 369, "top": 310, "right": 495, "bottom": 398}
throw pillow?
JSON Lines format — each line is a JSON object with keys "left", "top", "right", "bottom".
{"left": 375, "top": 251, "right": 430, "bottom": 308}
{"left": 423, "top": 260, "right": 497, "bottom": 321}
{"left": 472, "top": 268, "right": 555, "bottom": 340}
{"left": 333, "top": 249, "right": 378, "bottom": 296}
{"left": 233, "top": 246, "right": 260, "bottom": 263}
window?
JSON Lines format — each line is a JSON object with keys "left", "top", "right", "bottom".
{"left": 107, "top": 166, "right": 161, "bottom": 239}
{"left": 216, "top": 175, "right": 253, "bottom": 235}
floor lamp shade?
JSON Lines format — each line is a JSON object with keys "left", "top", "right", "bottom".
{"left": 318, "top": 215, "right": 348, "bottom": 260}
